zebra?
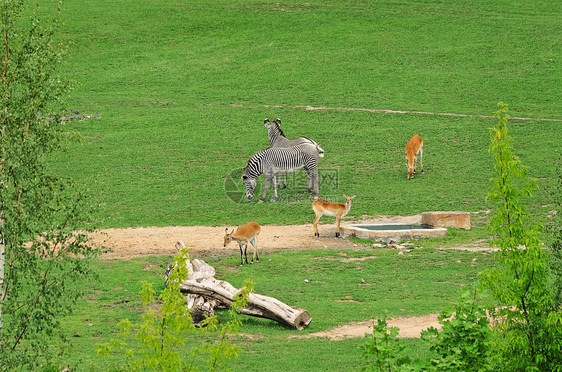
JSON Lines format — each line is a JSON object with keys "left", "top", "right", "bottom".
{"left": 263, "top": 118, "right": 324, "bottom": 189}
{"left": 242, "top": 143, "right": 323, "bottom": 203}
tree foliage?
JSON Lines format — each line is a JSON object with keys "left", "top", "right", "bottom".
{"left": 97, "top": 248, "right": 252, "bottom": 371}
{"left": 0, "top": 0, "right": 101, "bottom": 369}
{"left": 481, "top": 102, "right": 562, "bottom": 371}
{"left": 421, "top": 286, "right": 493, "bottom": 372}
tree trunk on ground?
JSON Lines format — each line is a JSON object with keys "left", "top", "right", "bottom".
{"left": 167, "top": 253, "right": 312, "bottom": 330}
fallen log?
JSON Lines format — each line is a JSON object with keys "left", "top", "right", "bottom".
{"left": 167, "top": 246, "right": 311, "bottom": 330}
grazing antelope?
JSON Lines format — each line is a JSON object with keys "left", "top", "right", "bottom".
{"left": 223, "top": 221, "right": 261, "bottom": 266}
{"left": 405, "top": 135, "right": 423, "bottom": 180}
{"left": 312, "top": 195, "right": 356, "bottom": 238}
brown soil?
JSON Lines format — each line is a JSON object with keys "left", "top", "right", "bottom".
{"left": 90, "top": 215, "right": 424, "bottom": 260}
{"left": 89, "top": 214, "right": 489, "bottom": 339}
{"left": 290, "top": 313, "right": 442, "bottom": 340}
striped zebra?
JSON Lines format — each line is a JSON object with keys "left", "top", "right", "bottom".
{"left": 263, "top": 118, "right": 324, "bottom": 189}
{"left": 242, "top": 143, "right": 323, "bottom": 203}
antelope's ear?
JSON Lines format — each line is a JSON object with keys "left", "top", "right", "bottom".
{"left": 275, "top": 118, "right": 281, "bottom": 125}
{"left": 343, "top": 194, "right": 347, "bottom": 199}
{"left": 351, "top": 195, "right": 357, "bottom": 199}
{"left": 225, "top": 228, "right": 229, "bottom": 234}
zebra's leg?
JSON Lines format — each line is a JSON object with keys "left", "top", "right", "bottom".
{"left": 271, "top": 174, "right": 278, "bottom": 202}
{"left": 305, "top": 170, "right": 312, "bottom": 194}
{"left": 311, "top": 169, "right": 319, "bottom": 199}
{"left": 259, "top": 173, "right": 273, "bottom": 203}
{"left": 282, "top": 174, "right": 287, "bottom": 189}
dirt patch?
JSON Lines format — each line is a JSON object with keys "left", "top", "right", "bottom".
{"left": 90, "top": 215, "right": 424, "bottom": 260}
{"left": 291, "top": 313, "right": 442, "bottom": 340}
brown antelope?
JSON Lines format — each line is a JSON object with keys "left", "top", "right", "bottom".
{"left": 223, "top": 221, "right": 261, "bottom": 266}
{"left": 312, "top": 195, "right": 356, "bottom": 238}
{"left": 405, "top": 135, "right": 423, "bottom": 180}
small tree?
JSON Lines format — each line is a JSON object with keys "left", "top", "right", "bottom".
{"left": 421, "top": 286, "right": 493, "bottom": 372}
{"left": 481, "top": 102, "right": 562, "bottom": 371}
{"left": 548, "top": 158, "right": 562, "bottom": 304}
{"left": 97, "top": 248, "right": 251, "bottom": 371}
{"left": 1, "top": 0, "right": 102, "bottom": 369}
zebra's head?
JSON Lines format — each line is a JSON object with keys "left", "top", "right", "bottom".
{"left": 241, "top": 170, "right": 257, "bottom": 200}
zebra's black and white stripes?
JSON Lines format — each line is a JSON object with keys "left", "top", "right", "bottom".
{"left": 264, "top": 118, "right": 324, "bottom": 189}
{"left": 242, "top": 143, "right": 322, "bottom": 203}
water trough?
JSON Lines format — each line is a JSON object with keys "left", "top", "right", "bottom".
{"left": 341, "top": 223, "right": 447, "bottom": 242}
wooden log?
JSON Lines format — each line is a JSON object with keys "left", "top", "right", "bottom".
{"left": 167, "top": 246, "right": 311, "bottom": 330}
{"left": 178, "top": 279, "right": 312, "bottom": 330}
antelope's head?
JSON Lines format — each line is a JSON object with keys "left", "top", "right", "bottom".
{"left": 343, "top": 195, "right": 356, "bottom": 204}
{"left": 223, "top": 228, "right": 234, "bottom": 247}
{"left": 407, "top": 159, "right": 415, "bottom": 180}
{"left": 241, "top": 170, "right": 257, "bottom": 200}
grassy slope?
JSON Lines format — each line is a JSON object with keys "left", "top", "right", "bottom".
{"left": 50, "top": 0, "right": 561, "bottom": 228}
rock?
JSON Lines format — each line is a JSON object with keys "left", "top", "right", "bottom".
{"left": 371, "top": 243, "right": 384, "bottom": 248}
{"left": 421, "top": 211, "right": 471, "bottom": 230}
{"left": 386, "top": 237, "right": 397, "bottom": 245}
{"left": 398, "top": 251, "right": 404, "bottom": 255}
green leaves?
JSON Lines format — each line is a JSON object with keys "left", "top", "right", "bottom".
{"left": 481, "top": 102, "right": 562, "bottom": 371}
{"left": 97, "top": 248, "right": 251, "bottom": 371}
{"left": 360, "top": 318, "right": 413, "bottom": 372}
{"left": 1, "top": 1, "right": 102, "bottom": 369}
{"left": 421, "top": 286, "right": 493, "bottom": 372}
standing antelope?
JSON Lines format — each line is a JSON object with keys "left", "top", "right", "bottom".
{"left": 405, "top": 135, "right": 423, "bottom": 180}
{"left": 223, "top": 221, "right": 261, "bottom": 266}
{"left": 263, "top": 118, "right": 324, "bottom": 189}
{"left": 312, "top": 195, "right": 356, "bottom": 238}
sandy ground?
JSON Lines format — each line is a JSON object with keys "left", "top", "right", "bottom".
{"left": 90, "top": 215, "right": 423, "bottom": 260}
{"left": 89, "top": 214, "right": 487, "bottom": 339}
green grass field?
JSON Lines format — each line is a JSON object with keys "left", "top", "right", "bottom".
{"left": 50, "top": 0, "right": 561, "bottom": 228}
{"left": 38, "top": 0, "right": 562, "bottom": 369}
{"left": 64, "top": 247, "right": 494, "bottom": 370}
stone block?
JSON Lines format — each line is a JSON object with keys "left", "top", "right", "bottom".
{"left": 421, "top": 211, "right": 470, "bottom": 230}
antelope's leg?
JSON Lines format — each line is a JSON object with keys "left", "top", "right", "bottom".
{"left": 313, "top": 212, "right": 322, "bottom": 237}
{"left": 238, "top": 242, "right": 244, "bottom": 266}
{"left": 420, "top": 148, "right": 424, "bottom": 174}
{"left": 336, "top": 216, "right": 341, "bottom": 237}
{"left": 250, "top": 236, "right": 259, "bottom": 263}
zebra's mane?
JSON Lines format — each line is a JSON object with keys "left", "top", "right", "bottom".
{"left": 274, "top": 122, "right": 286, "bottom": 138}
